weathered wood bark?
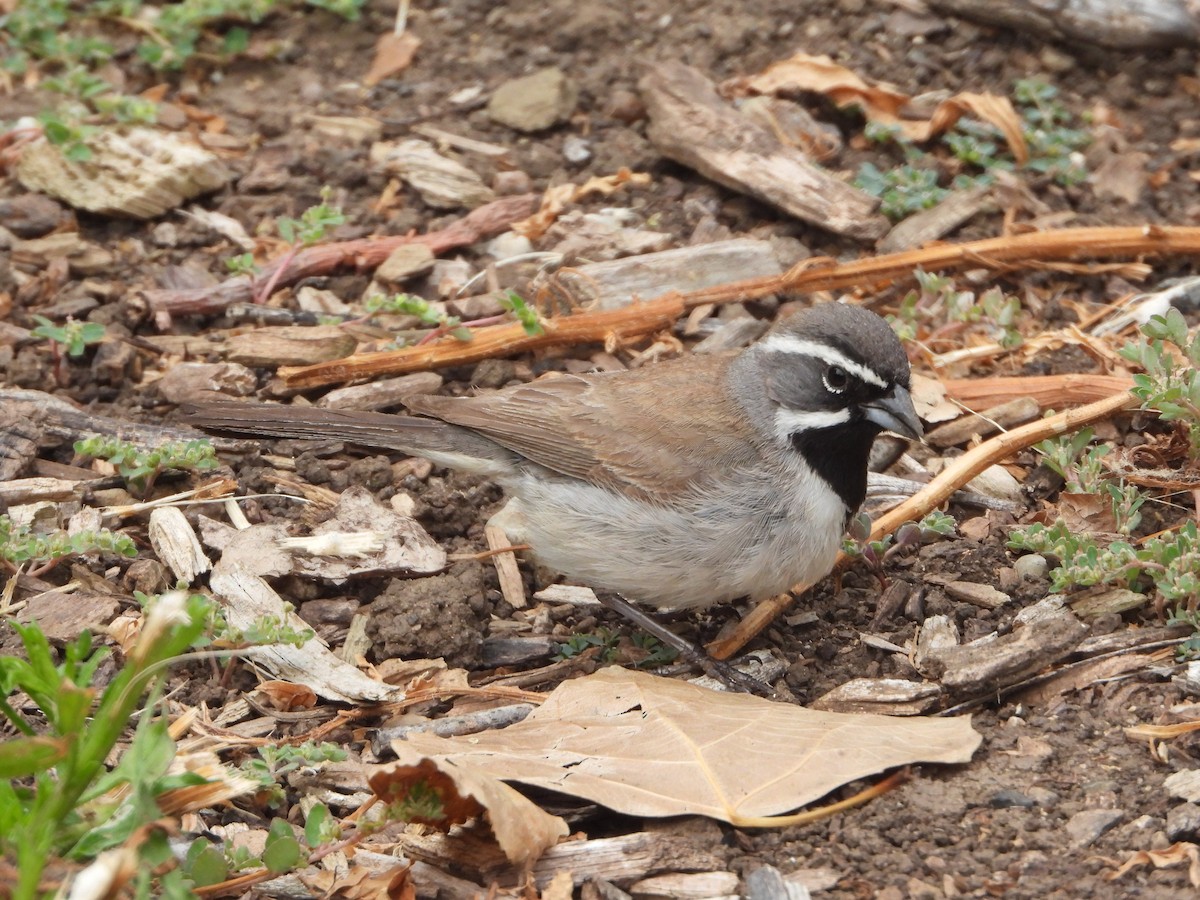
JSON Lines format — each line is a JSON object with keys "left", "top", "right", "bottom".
{"left": 924, "top": 0, "right": 1200, "bottom": 49}
{"left": 639, "top": 62, "right": 888, "bottom": 241}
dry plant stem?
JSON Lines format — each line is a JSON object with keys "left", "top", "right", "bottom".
{"left": 706, "top": 592, "right": 802, "bottom": 661}
{"left": 278, "top": 225, "right": 1200, "bottom": 389}
{"left": 730, "top": 768, "right": 909, "bottom": 829}
{"left": 863, "top": 390, "right": 1138, "bottom": 546}
{"left": 142, "top": 194, "right": 538, "bottom": 316}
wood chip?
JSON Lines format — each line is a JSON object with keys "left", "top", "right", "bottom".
{"left": 639, "top": 62, "right": 886, "bottom": 240}
{"left": 925, "top": 396, "right": 1042, "bottom": 448}
{"left": 811, "top": 678, "right": 942, "bottom": 715}
{"left": 944, "top": 580, "right": 1010, "bottom": 609}
{"left": 486, "top": 522, "right": 527, "bottom": 609}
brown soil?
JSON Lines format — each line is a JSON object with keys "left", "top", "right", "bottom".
{"left": 4, "top": 0, "right": 1200, "bottom": 897}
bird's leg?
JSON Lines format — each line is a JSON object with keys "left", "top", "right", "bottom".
{"left": 596, "top": 593, "right": 774, "bottom": 697}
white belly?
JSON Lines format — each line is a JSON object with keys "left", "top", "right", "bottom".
{"left": 501, "top": 462, "right": 848, "bottom": 611}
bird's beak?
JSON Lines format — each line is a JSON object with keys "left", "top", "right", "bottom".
{"left": 863, "top": 385, "right": 923, "bottom": 441}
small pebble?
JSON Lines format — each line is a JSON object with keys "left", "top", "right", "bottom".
{"left": 1014, "top": 554, "right": 1049, "bottom": 580}
{"left": 563, "top": 135, "right": 592, "bottom": 165}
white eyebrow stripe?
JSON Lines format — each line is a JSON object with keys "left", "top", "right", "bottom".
{"left": 758, "top": 335, "right": 888, "bottom": 388}
{"left": 774, "top": 407, "right": 851, "bottom": 442}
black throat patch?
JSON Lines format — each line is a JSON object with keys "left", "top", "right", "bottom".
{"left": 789, "top": 421, "right": 881, "bottom": 515}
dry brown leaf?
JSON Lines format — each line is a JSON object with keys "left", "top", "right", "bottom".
{"left": 735, "top": 54, "right": 1026, "bottom": 161}
{"left": 392, "top": 667, "right": 980, "bottom": 827}
{"left": 363, "top": 32, "right": 420, "bottom": 87}
{"left": 1103, "top": 842, "right": 1200, "bottom": 887}
{"left": 255, "top": 680, "right": 318, "bottom": 711}
{"left": 302, "top": 861, "right": 416, "bottom": 900}
{"left": 1057, "top": 491, "right": 1118, "bottom": 534}
{"left": 910, "top": 373, "right": 960, "bottom": 424}
{"left": 738, "top": 54, "right": 909, "bottom": 119}
{"left": 513, "top": 168, "right": 651, "bottom": 239}
{"left": 369, "top": 757, "right": 568, "bottom": 866}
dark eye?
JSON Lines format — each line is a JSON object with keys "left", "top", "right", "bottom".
{"left": 823, "top": 365, "right": 849, "bottom": 393}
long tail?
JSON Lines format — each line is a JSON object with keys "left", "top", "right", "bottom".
{"left": 182, "top": 401, "right": 518, "bottom": 474}
{"left": 181, "top": 401, "right": 440, "bottom": 451}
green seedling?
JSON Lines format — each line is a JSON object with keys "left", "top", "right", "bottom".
{"left": 0, "top": 592, "right": 210, "bottom": 899}
{"left": 31, "top": 316, "right": 107, "bottom": 383}
{"left": 1008, "top": 520, "right": 1199, "bottom": 620}
{"left": 0, "top": 514, "right": 137, "bottom": 575}
{"left": 74, "top": 435, "right": 219, "bottom": 493}
{"left": 365, "top": 293, "right": 473, "bottom": 344}
{"left": 1120, "top": 307, "right": 1200, "bottom": 457}
{"left": 855, "top": 78, "right": 1090, "bottom": 222}
{"left": 843, "top": 510, "right": 956, "bottom": 587}
{"left": 888, "top": 270, "right": 1023, "bottom": 349}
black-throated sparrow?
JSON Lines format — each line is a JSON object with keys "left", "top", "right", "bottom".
{"left": 187, "top": 303, "right": 920, "bottom": 659}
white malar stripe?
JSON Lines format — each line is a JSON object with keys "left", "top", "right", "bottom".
{"left": 774, "top": 407, "right": 852, "bottom": 441}
{"left": 758, "top": 335, "right": 888, "bottom": 388}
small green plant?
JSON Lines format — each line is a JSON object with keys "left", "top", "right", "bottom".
{"left": 137, "top": 591, "right": 314, "bottom": 651}
{"left": 226, "top": 252, "right": 259, "bottom": 276}
{"left": 1013, "top": 78, "right": 1090, "bottom": 186}
{"left": 0, "top": 513, "right": 137, "bottom": 573}
{"left": 31, "top": 315, "right": 106, "bottom": 358}
{"left": 237, "top": 743, "right": 347, "bottom": 808}
{"left": 1008, "top": 520, "right": 1199, "bottom": 615}
{"left": 1035, "top": 429, "right": 1143, "bottom": 533}
{"left": 888, "top": 270, "right": 1023, "bottom": 348}
{"left": 74, "top": 435, "right": 219, "bottom": 493}
{"left": 855, "top": 79, "right": 1090, "bottom": 222}
{"left": 365, "top": 293, "right": 473, "bottom": 343}
{"left": 556, "top": 629, "right": 621, "bottom": 663}
{"left": 843, "top": 510, "right": 956, "bottom": 585}
{"left": 0, "top": 592, "right": 211, "bottom": 898}
{"left": 499, "top": 290, "right": 545, "bottom": 336}
{"left": 854, "top": 161, "right": 947, "bottom": 220}
{"left": 276, "top": 188, "right": 345, "bottom": 247}
{"left": 1120, "top": 307, "right": 1200, "bottom": 457}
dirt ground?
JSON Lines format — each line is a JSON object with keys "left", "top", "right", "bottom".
{"left": 5, "top": 0, "right": 1200, "bottom": 897}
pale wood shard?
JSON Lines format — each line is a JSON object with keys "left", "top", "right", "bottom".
{"left": 547, "top": 238, "right": 783, "bottom": 311}
{"left": 925, "top": 0, "right": 1200, "bottom": 49}
{"left": 811, "top": 678, "right": 943, "bottom": 715}
{"left": 16, "top": 127, "right": 232, "bottom": 219}
{"left": 148, "top": 506, "right": 212, "bottom": 584}
{"left": 639, "top": 61, "right": 887, "bottom": 241}
{"left": 925, "top": 396, "right": 1042, "bottom": 448}
{"left": 877, "top": 182, "right": 994, "bottom": 253}
{"left": 486, "top": 522, "right": 527, "bottom": 608}
{"left": 921, "top": 609, "right": 1088, "bottom": 691}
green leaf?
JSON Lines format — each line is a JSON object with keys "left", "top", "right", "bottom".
{"left": 262, "top": 820, "right": 303, "bottom": 873}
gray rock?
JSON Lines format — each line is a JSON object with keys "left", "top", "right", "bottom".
{"left": 1066, "top": 808, "right": 1124, "bottom": 847}
{"left": 1014, "top": 553, "right": 1049, "bottom": 580}
{"left": 1167, "top": 802, "right": 1200, "bottom": 841}
{"left": 487, "top": 67, "right": 578, "bottom": 132}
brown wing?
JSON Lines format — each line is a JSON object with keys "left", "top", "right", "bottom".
{"left": 406, "top": 355, "right": 764, "bottom": 501}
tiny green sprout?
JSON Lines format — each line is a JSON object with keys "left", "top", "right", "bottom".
{"left": 854, "top": 162, "right": 948, "bottom": 220}
{"left": 499, "top": 290, "right": 544, "bottom": 336}
{"left": 843, "top": 510, "right": 955, "bottom": 588}
{"left": 630, "top": 632, "right": 680, "bottom": 668}
{"left": 226, "top": 252, "right": 258, "bottom": 275}
{"left": 386, "top": 778, "right": 446, "bottom": 824}
{"left": 556, "top": 629, "right": 620, "bottom": 663}
{"left": 74, "top": 435, "right": 218, "bottom": 492}
{"left": 1119, "top": 307, "right": 1200, "bottom": 457}
{"left": 0, "top": 513, "right": 137, "bottom": 569}
{"left": 277, "top": 187, "right": 345, "bottom": 247}
{"left": 31, "top": 315, "right": 106, "bottom": 357}
{"left": 365, "top": 293, "right": 473, "bottom": 343}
